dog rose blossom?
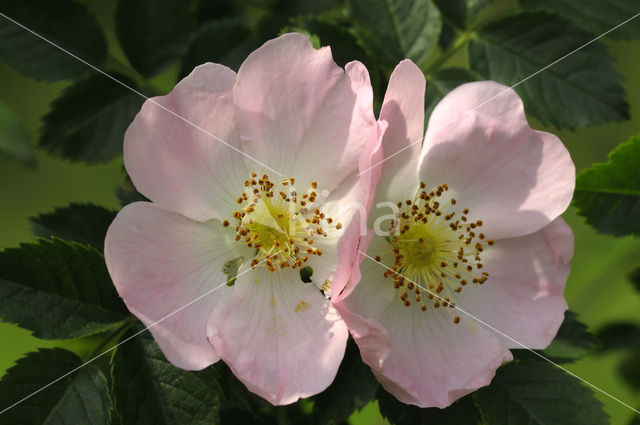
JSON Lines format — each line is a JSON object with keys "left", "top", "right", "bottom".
{"left": 333, "top": 60, "right": 575, "bottom": 408}
{"left": 104, "top": 34, "right": 382, "bottom": 405}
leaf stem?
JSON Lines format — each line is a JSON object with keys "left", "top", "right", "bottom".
{"left": 422, "top": 32, "right": 472, "bottom": 75}
{"left": 85, "top": 316, "right": 137, "bottom": 360}
{"left": 104, "top": 55, "right": 164, "bottom": 96}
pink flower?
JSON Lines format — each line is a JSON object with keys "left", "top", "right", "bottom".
{"left": 104, "top": 34, "right": 383, "bottom": 405}
{"left": 333, "top": 60, "right": 575, "bottom": 408}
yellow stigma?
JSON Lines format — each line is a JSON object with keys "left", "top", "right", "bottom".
{"left": 228, "top": 173, "right": 340, "bottom": 273}
{"left": 381, "top": 182, "right": 494, "bottom": 323}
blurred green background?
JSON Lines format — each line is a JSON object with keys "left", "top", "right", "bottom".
{"left": 1, "top": 1, "right": 640, "bottom": 424}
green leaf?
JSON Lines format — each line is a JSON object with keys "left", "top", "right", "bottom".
{"left": 110, "top": 330, "right": 222, "bottom": 425}
{"left": 630, "top": 267, "right": 640, "bottom": 292}
{"left": 0, "top": 101, "right": 35, "bottom": 166}
{"left": 433, "top": 0, "right": 492, "bottom": 29}
{"left": 596, "top": 322, "right": 640, "bottom": 352}
{"left": 520, "top": 0, "right": 640, "bottom": 41}
{"left": 0, "top": 348, "right": 110, "bottom": 425}
{"left": 619, "top": 350, "right": 640, "bottom": 390}
{"left": 425, "top": 67, "right": 478, "bottom": 122}
{"left": 573, "top": 134, "right": 640, "bottom": 236}
{"left": 0, "top": 0, "right": 107, "bottom": 81}
{"left": 377, "top": 388, "right": 481, "bottom": 425}
{"left": 469, "top": 11, "right": 629, "bottom": 129}
{"left": 311, "top": 339, "right": 378, "bottom": 425}
{"left": 40, "top": 73, "right": 144, "bottom": 164}
{"left": 30, "top": 204, "right": 117, "bottom": 252}
{"left": 349, "top": 0, "right": 442, "bottom": 70}
{"left": 179, "top": 18, "right": 253, "bottom": 77}
{"left": 0, "top": 239, "right": 128, "bottom": 339}
{"left": 474, "top": 360, "right": 609, "bottom": 425}
{"left": 542, "top": 311, "right": 599, "bottom": 362}
{"left": 115, "top": 0, "right": 197, "bottom": 77}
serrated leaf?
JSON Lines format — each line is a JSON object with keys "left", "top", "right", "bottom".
{"left": 474, "top": 361, "right": 609, "bottom": 425}
{"left": 0, "top": 239, "right": 128, "bottom": 339}
{"left": 115, "top": 0, "right": 197, "bottom": 77}
{"left": 573, "top": 134, "right": 640, "bottom": 236}
{"left": 311, "top": 339, "right": 378, "bottom": 425}
{"left": 40, "top": 73, "right": 144, "bottom": 163}
{"left": 425, "top": 66, "right": 478, "bottom": 122}
{"left": 520, "top": 0, "right": 640, "bottom": 41}
{"left": 0, "top": 101, "right": 35, "bottom": 166}
{"left": 469, "top": 11, "right": 629, "bottom": 129}
{"left": 377, "top": 388, "right": 481, "bottom": 425}
{"left": 597, "top": 322, "right": 640, "bottom": 352}
{"left": 179, "top": 18, "right": 253, "bottom": 77}
{"left": 110, "top": 330, "right": 222, "bottom": 425}
{"left": 0, "top": 348, "right": 110, "bottom": 425}
{"left": 349, "top": 0, "right": 442, "bottom": 70}
{"left": 30, "top": 204, "right": 117, "bottom": 252}
{"left": 433, "top": 0, "right": 492, "bottom": 29}
{"left": 0, "top": 0, "right": 107, "bottom": 82}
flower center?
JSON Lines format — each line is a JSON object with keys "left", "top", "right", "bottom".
{"left": 223, "top": 173, "right": 341, "bottom": 273}
{"left": 377, "top": 182, "right": 494, "bottom": 323}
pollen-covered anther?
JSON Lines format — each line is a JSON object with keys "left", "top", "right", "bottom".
{"left": 228, "top": 173, "right": 342, "bottom": 272}
{"left": 380, "top": 182, "right": 493, "bottom": 318}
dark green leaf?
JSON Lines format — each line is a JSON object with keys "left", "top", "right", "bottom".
{"left": 433, "top": 0, "right": 492, "bottom": 29}
{"left": 179, "top": 18, "right": 253, "bottom": 77}
{"left": 349, "top": 0, "right": 442, "bottom": 70}
{"left": 110, "top": 329, "right": 222, "bottom": 425}
{"left": 377, "top": 388, "right": 481, "bottom": 425}
{"left": 574, "top": 134, "right": 640, "bottom": 236}
{"left": 115, "top": 0, "right": 197, "bottom": 77}
{"left": 425, "top": 67, "right": 478, "bottom": 123}
{"left": 311, "top": 339, "right": 378, "bottom": 425}
{"left": 630, "top": 267, "right": 640, "bottom": 292}
{"left": 630, "top": 410, "right": 640, "bottom": 425}
{"left": 520, "top": 0, "right": 640, "bottom": 40}
{"left": 597, "top": 322, "right": 640, "bottom": 351}
{"left": 0, "top": 348, "right": 110, "bottom": 425}
{"left": 469, "top": 11, "right": 629, "bottom": 129}
{"left": 438, "top": 21, "right": 457, "bottom": 51}
{"left": 474, "top": 360, "right": 609, "bottom": 425}
{"left": 540, "top": 311, "right": 598, "bottom": 362}
{"left": 0, "top": 0, "right": 107, "bottom": 81}
{"left": 0, "top": 101, "right": 35, "bottom": 166}
{"left": 30, "top": 204, "right": 117, "bottom": 252}
{"left": 0, "top": 239, "right": 128, "bottom": 339}
{"left": 40, "top": 73, "right": 144, "bottom": 163}
{"left": 619, "top": 351, "right": 640, "bottom": 390}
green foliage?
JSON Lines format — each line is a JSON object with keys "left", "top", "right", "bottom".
{"left": 469, "top": 11, "right": 629, "bottom": 129}
{"left": 597, "top": 322, "right": 640, "bottom": 352}
{"left": 574, "top": 134, "right": 640, "bottom": 236}
{"left": 630, "top": 267, "right": 640, "bottom": 292}
{"left": 110, "top": 330, "right": 223, "bottom": 425}
{"left": 619, "top": 351, "right": 640, "bottom": 391}
{"left": 349, "top": 0, "right": 442, "bottom": 70}
{"left": 542, "top": 311, "right": 599, "bottom": 362}
{"left": 377, "top": 389, "right": 481, "bottom": 424}
{"left": 39, "top": 74, "right": 144, "bottom": 164}
{"left": 0, "top": 348, "right": 110, "bottom": 425}
{"left": 30, "top": 204, "right": 117, "bottom": 252}
{"left": 0, "top": 0, "right": 107, "bottom": 82}
{"left": 0, "top": 239, "right": 128, "bottom": 339}
{"left": 0, "top": 101, "right": 35, "bottom": 166}
{"left": 425, "top": 67, "right": 478, "bottom": 122}
{"left": 474, "top": 361, "right": 609, "bottom": 425}
{"left": 115, "top": 0, "right": 198, "bottom": 77}
{"left": 520, "top": 0, "right": 640, "bottom": 40}
{"left": 310, "top": 339, "right": 378, "bottom": 425}
{"left": 433, "top": 0, "right": 492, "bottom": 29}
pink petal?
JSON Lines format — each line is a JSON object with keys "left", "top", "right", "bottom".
{"left": 104, "top": 202, "right": 251, "bottom": 369}
{"left": 457, "top": 217, "right": 573, "bottom": 349}
{"left": 420, "top": 81, "right": 575, "bottom": 239}
{"left": 124, "top": 63, "right": 248, "bottom": 222}
{"left": 233, "top": 33, "right": 377, "bottom": 191}
{"left": 335, "top": 237, "right": 512, "bottom": 407}
{"left": 374, "top": 59, "right": 426, "bottom": 204}
{"left": 207, "top": 266, "right": 348, "bottom": 405}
